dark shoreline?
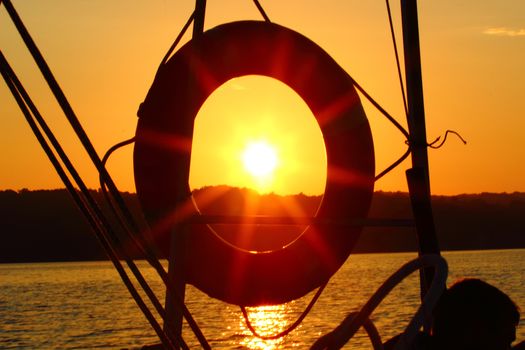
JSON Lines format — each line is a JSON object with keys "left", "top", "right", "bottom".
{"left": 3, "top": 248, "right": 525, "bottom": 265}
{"left": 1, "top": 188, "right": 524, "bottom": 263}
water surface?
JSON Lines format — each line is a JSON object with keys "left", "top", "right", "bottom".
{"left": 1, "top": 250, "right": 524, "bottom": 349}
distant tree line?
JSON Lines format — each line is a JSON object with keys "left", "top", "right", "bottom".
{"left": 0, "top": 187, "right": 524, "bottom": 263}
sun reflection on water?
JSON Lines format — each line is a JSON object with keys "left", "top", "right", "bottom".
{"left": 238, "top": 304, "right": 300, "bottom": 349}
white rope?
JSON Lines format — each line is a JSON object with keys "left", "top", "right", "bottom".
{"left": 311, "top": 254, "right": 448, "bottom": 350}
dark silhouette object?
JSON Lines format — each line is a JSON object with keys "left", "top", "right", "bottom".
{"left": 432, "top": 278, "right": 522, "bottom": 350}
{"left": 134, "top": 20, "right": 375, "bottom": 306}
{"left": 385, "top": 278, "right": 523, "bottom": 350}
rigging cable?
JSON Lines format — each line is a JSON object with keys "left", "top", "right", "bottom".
{"left": 0, "top": 57, "right": 175, "bottom": 348}
{"left": 385, "top": 0, "right": 408, "bottom": 118}
{"left": 382, "top": 0, "right": 466, "bottom": 179}
{"left": 1, "top": 1, "right": 210, "bottom": 347}
{"left": 253, "top": 0, "right": 271, "bottom": 22}
{"left": 1, "top": 0, "right": 157, "bottom": 273}
{"left": 375, "top": 148, "right": 411, "bottom": 181}
{"left": 0, "top": 51, "right": 179, "bottom": 350}
{"left": 98, "top": 139, "right": 186, "bottom": 345}
{"left": 160, "top": 10, "right": 195, "bottom": 68}
{"left": 349, "top": 77, "right": 411, "bottom": 182}
{"left": 99, "top": 136, "right": 136, "bottom": 237}
{"left": 371, "top": 0, "right": 467, "bottom": 182}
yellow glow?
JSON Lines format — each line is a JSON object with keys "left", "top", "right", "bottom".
{"left": 189, "top": 75, "right": 327, "bottom": 195}
{"left": 2, "top": 2, "right": 525, "bottom": 195}
{"left": 239, "top": 304, "right": 288, "bottom": 349}
{"left": 242, "top": 140, "right": 278, "bottom": 178}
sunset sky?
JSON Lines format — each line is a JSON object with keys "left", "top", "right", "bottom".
{"left": 1, "top": 0, "right": 524, "bottom": 195}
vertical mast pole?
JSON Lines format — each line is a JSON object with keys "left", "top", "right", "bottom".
{"left": 164, "top": 1, "right": 207, "bottom": 347}
{"left": 400, "top": 0, "right": 442, "bottom": 297}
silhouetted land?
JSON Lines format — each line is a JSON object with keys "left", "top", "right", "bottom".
{"left": 1, "top": 187, "right": 524, "bottom": 263}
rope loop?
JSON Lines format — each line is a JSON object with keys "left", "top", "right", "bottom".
{"left": 403, "top": 130, "right": 467, "bottom": 150}
{"left": 311, "top": 255, "right": 448, "bottom": 350}
{"left": 241, "top": 283, "right": 327, "bottom": 340}
{"left": 428, "top": 129, "right": 467, "bottom": 149}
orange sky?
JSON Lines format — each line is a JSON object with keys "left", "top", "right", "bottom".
{"left": 1, "top": 0, "right": 524, "bottom": 195}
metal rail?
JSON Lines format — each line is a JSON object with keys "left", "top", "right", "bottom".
{"left": 188, "top": 215, "right": 414, "bottom": 227}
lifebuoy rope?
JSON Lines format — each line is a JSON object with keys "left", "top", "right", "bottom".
{"left": 240, "top": 283, "right": 327, "bottom": 340}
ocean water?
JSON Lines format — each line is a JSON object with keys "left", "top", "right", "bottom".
{"left": 1, "top": 249, "right": 524, "bottom": 349}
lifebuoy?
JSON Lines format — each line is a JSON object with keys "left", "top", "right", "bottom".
{"left": 134, "top": 21, "right": 375, "bottom": 306}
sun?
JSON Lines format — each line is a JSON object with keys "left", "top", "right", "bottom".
{"left": 242, "top": 141, "right": 278, "bottom": 179}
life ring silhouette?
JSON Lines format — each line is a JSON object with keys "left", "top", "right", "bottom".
{"left": 134, "top": 21, "right": 375, "bottom": 306}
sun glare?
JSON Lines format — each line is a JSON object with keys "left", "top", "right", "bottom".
{"left": 242, "top": 141, "right": 278, "bottom": 179}
{"left": 189, "top": 75, "right": 327, "bottom": 196}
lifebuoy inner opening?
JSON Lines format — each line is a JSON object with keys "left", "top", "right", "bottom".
{"left": 189, "top": 75, "right": 327, "bottom": 252}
